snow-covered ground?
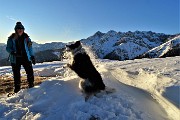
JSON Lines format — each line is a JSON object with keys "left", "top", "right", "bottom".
{"left": 0, "top": 56, "right": 179, "bottom": 120}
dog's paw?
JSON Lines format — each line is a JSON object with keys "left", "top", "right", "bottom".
{"left": 67, "top": 63, "right": 71, "bottom": 67}
{"left": 67, "top": 64, "right": 72, "bottom": 68}
{"left": 85, "top": 95, "right": 90, "bottom": 102}
{"left": 84, "top": 93, "right": 94, "bottom": 102}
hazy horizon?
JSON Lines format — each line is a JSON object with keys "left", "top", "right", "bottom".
{"left": 1, "top": 29, "right": 179, "bottom": 44}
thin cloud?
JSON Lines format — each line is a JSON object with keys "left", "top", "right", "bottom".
{"left": 6, "top": 16, "right": 17, "bottom": 21}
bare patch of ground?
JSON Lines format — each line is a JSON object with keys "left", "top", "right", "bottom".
{"left": 0, "top": 76, "right": 48, "bottom": 95}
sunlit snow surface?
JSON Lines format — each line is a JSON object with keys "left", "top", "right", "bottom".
{"left": 0, "top": 56, "right": 179, "bottom": 120}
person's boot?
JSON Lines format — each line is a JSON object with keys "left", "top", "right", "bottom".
{"left": 27, "top": 75, "right": 34, "bottom": 88}
{"left": 14, "top": 85, "right": 21, "bottom": 93}
{"left": 7, "top": 85, "right": 20, "bottom": 97}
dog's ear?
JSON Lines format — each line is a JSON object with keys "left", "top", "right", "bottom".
{"left": 75, "top": 41, "right": 81, "bottom": 46}
{"left": 66, "top": 45, "right": 70, "bottom": 47}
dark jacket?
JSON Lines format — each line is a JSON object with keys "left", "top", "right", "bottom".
{"left": 6, "top": 33, "right": 34, "bottom": 63}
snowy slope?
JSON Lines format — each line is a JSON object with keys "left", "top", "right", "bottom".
{"left": 0, "top": 42, "right": 65, "bottom": 66}
{"left": 139, "top": 35, "right": 180, "bottom": 58}
{"left": 0, "top": 43, "right": 5, "bottom": 46}
{"left": 32, "top": 42, "right": 66, "bottom": 53}
{"left": 0, "top": 55, "right": 179, "bottom": 120}
{"left": 0, "top": 45, "right": 8, "bottom": 60}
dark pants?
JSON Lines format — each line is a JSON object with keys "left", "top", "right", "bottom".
{"left": 11, "top": 58, "right": 34, "bottom": 93}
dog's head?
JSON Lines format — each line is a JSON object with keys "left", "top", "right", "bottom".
{"left": 66, "top": 41, "right": 82, "bottom": 52}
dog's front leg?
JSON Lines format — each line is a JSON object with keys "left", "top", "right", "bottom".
{"left": 67, "top": 63, "right": 74, "bottom": 70}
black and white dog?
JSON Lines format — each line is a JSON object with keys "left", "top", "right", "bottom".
{"left": 66, "top": 41, "right": 105, "bottom": 97}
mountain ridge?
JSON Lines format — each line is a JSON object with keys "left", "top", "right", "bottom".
{"left": 81, "top": 30, "right": 177, "bottom": 60}
{"left": 0, "top": 30, "right": 179, "bottom": 66}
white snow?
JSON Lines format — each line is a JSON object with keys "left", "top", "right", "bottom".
{"left": 0, "top": 56, "right": 179, "bottom": 120}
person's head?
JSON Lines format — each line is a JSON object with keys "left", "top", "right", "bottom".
{"left": 14, "top": 22, "right": 25, "bottom": 36}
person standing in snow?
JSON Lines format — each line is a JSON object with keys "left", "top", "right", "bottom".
{"left": 6, "top": 22, "right": 36, "bottom": 94}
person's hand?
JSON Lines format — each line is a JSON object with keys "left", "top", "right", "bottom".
{"left": 11, "top": 51, "right": 22, "bottom": 57}
{"left": 31, "top": 56, "right": 36, "bottom": 65}
{"left": 11, "top": 51, "right": 17, "bottom": 56}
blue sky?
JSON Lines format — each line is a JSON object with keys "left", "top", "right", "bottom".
{"left": 0, "top": 0, "right": 179, "bottom": 43}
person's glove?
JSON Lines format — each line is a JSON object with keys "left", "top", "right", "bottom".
{"left": 30, "top": 56, "right": 36, "bottom": 65}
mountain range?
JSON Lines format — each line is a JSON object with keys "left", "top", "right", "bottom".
{"left": 81, "top": 30, "right": 179, "bottom": 60}
{"left": 0, "top": 30, "right": 179, "bottom": 66}
{"left": 0, "top": 42, "right": 65, "bottom": 66}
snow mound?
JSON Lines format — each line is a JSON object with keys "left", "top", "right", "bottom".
{"left": 0, "top": 57, "right": 179, "bottom": 120}
{"left": 0, "top": 71, "right": 168, "bottom": 120}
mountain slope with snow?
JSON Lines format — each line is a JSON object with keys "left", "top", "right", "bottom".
{"left": 0, "top": 42, "right": 65, "bottom": 61}
{"left": 137, "top": 35, "right": 180, "bottom": 58}
{"left": 32, "top": 42, "right": 65, "bottom": 53}
{"left": 0, "top": 55, "right": 179, "bottom": 120}
{"left": 0, "top": 42, "right": 65, "bottom": 66}
{"left": 0, "top": 45, "right": 8, "bottom": 60}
